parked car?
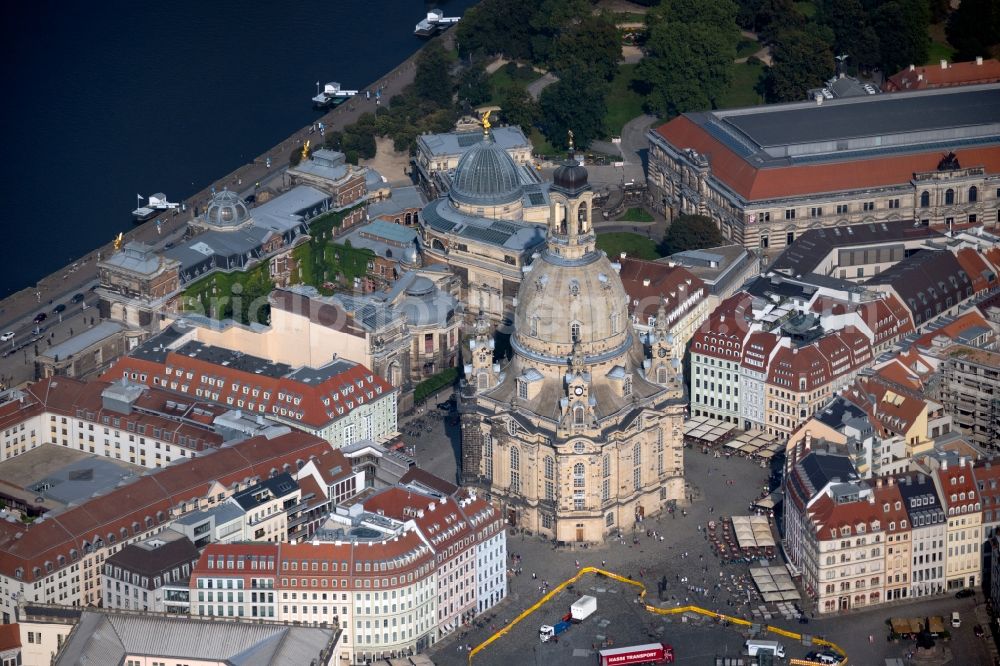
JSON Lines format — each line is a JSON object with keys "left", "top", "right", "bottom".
{"left": 952, "top": 611, "right": 961, "bottom": 628}
{"left": 70, "top": 293, "right": 85, "bottom": 303}
{"left": 0, "top": 332, "right": 13, "bottom": 342}
{"left": 33, "top": 313, "right": 47, "bottom": 323}
{"left": 974, "top": 624, "right": 985, "bottom": 638}
{"left": 52, "top": 303, "right": 66, "bottom": 314}
{"left": 956, "top": 588, "right": 975, "bottom": 599}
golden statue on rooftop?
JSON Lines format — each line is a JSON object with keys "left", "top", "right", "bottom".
{"left": 568, "top": 129, "right": 575, "bottom": 151}
{"left": 482, "top": 109, "right": 492, "bottom": 135}
{"left": 302, "top": 140, "right": 311, "bottom": 161}
{"left": 113, "top": 232, "right": 123, "bottom": 251}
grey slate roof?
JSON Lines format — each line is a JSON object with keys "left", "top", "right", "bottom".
{"left": 230, "top": 472, "right": 298, "bottom": 510}
{"left": 683, "top": 84, "right": 1000, "bottom": 165}
{"left": 724, "top": 86, "right": 1000, "bottom": 149}
{"left": 417, "top": 125, "right": 530, "bottom": 157}
{"left": 368, "top": 186, "right": 426, "bottom": 219}
{"left": 102, "top": 242, "right": 164, "bottom": 275}
{"left": 771, "top": 221, "right": 943, "bottom": 275}
{"left": 54, "top": 610, "right": 337, "bottom": 665}
{"left": 449, "top": 138, "right": 525, "bottom": 207}
{"left": 423, "top": 198, "right": 545, "bottom": 252}
{"left": 40, "top": 322, "right": 123, "bottom": 360}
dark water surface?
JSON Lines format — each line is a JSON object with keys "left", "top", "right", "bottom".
{"left": 0, "top": 0, "right": 475, "bottom": 296}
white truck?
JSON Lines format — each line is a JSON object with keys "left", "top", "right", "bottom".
{"left": 745, "top": 639, "right": 785, "bottom": 658}
{"left": 571, "top": 595, "right": 597, "bottom": 621}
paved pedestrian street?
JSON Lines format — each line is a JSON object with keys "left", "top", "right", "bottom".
{"left": 414, "top": 402, "right": 993, "bottom": 665}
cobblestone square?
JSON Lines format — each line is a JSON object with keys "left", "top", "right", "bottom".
{"left": 409, "top": 401, "right": 994, "bottom": 665}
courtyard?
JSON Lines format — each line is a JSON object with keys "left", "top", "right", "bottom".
{"left": 408, "top": 397, "right": 995, "bottom": 665}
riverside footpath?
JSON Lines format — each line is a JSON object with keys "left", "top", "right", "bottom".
{"left": 0, "top": 33, "right": 451, "bottom": 359}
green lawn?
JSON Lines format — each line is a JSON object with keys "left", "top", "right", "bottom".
{"left": 736, "top": 38, "right": 760, "bottom": 59}
{"left": 717, "top": 61, "right": 765, "bottom": 109}
{"left": 596, "top": 232, "right": 660, "bottom": 260}
{"left": 604, "top": 63, "right": 647, "bottom": 136}
{"left": 529, "top": 127, "right": 559, "bottom": 157}
{"left": 926, "top": 40, "right": 957, "bottom": 65}
{"left": 794, "top": 0, "right": 817, "bottom": 18}
{"left": 617, "top": 207, "right": 654, "bottom": 223}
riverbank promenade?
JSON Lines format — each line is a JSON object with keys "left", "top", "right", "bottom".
{"left": 0, "top": 35, "right": 454, "bottom": 367}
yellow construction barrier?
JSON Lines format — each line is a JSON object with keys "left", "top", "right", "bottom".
{"left": 467, "top": 567, "right": 848, "bottom": 665}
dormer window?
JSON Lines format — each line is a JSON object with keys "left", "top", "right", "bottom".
{"left": 507, "top": 419, "right": 516, "bottom": 436}
{"left": 571, "top": 322, "right": 581, "bottom": 343}
{"left": 623, "top": 376, "right": 632, "bottom": 398}
{"left": 573, "top": 405, "right": 585, "bottom": 426}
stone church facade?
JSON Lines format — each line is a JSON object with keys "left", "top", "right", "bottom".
{"left": 460, "top": 154, "right": 686, "bottom": 543}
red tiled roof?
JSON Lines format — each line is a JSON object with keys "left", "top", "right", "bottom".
{"left": 914, "top": 310, "right": 992, "bottom": 350}
{"left": 362, "top": 487, "right": 481, "bottom": 558}
{"left": 690, "top": 292, "right": 753, "bottom": 359}
{"left": 399, "top": 468, "right": 458, "bottom": 496}
{"left": 955, "top": 247, "right": 999, "bottom": 295}
{"left": 617, "top": 258, "right": 706, "bottom": 321}
{"left": 0, "top": 624, "right": 20, "bottom": 650}
{"left": 0, "top": 430, "right": 333, "bottom": 583}
{"left": 655, "top": 116, "right": 1000, "bottom": 201}
{"left": 886, "top": 60, "right": 1000, "bottom": 91}
{"left": 103, "top": 352, "right": 394, "bottom": 430}
{"left": 936, "top": 463, "right": 981, "bottom": 510}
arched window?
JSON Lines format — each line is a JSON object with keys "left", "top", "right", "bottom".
{"left": 633, "top": 442, "right": 643, "bottom": 491}
{"left": 573, "top": 404, "right": 585, "bottom": 426}
{"left": 510, "top": 447, "right": 520, "bottom": 493}
{"left": 530, "top": 316, "right": 539, "bottom": 337}
{"left": 602, "top": 454, "right": 611, "bottom": 478}
{"left": 945, "top": 188, "right": 955, "bottom": 205}
{"left": 544, "top": 456, "right": 554, "bottom": 480}
{"left": 657, "top": 367, "right": 667, "bottom": 384}
{"left": 969, "top": 186, "right": 978, "bottom": 203}
{"left": 478, "top": 372, "right": 488, "bottom": 390}
{"left": 920, "top": 191, "right": 930, "bottom": 208}
{"left": 574, "top": 463, "right": 585, "bottom": 487}
{"left": 623, "top": 376, "right": 633, "bottom": 397}
{"left": 571, "top": 323, "right": 581, "bottom": 343}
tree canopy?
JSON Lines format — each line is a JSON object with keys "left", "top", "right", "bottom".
{"left": 764, "top": 24, "right": 835, "bottom": 101}
{"left": 414, "top": 41, "right": 453, "bottom": 107}
{"left": 946, "top": 0, "right": 1000, "bottom": 62}
{"left": 871, "top": 0, "right": 929, "bottom": 74}
{"left": 635, "top": 0, "right": 739, "bottom": 117}
{"left": 817, "top": 0, "right": 880, "bottom": 73}
{"left": 550, "top": 14, "right": 621, "bottom": 83}
{"left": 500, "top": 88, "right": 539, "bottom": 136}
{"left": 659, "top": 214, "right": 726, "bottom": 255}
{"left": 538, "top": 72, "right": 608, "bottom": 150}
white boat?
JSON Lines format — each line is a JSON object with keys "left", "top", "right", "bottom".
{"left": 415, "top": 9, "right": 460, "bottom": 36}
{"left": 132, "top": 193, "right": 178, "bottom": 222}
{"left": 312, "top": 81, "right": 358, "bottom": 108}
{"left": 147, "top": 193, "right": 179, "bottom": 210}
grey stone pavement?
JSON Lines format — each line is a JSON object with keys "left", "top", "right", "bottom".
{"left": 410, "top": 400, "right": 993, "bottom": 666}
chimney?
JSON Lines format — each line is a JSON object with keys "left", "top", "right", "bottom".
{"left": 941, "top": 459, "right": 948, "bottom": 471}
{"left": 909, "top": 64, "right": 915, "bottom": 71}
{"left": 940, "top": 59, "right": 948, "bottom": 69}
{"left": 620, "top": 252, "right": 627, "bottom": 259}
{"left": 643, "top": 278, "right": 651, "bottom": 287}
{"left": 917, "top": 74, "right": 924, "bottom": 81}
{"left": 877, "top": 478, "right": 883, "bottom": 488}
{"left": 976, "top": 56, "right": 983, "bottom": 66}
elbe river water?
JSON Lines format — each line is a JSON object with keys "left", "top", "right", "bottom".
{"left": 0, "top": 0, "right": 477, "bottom": 297}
